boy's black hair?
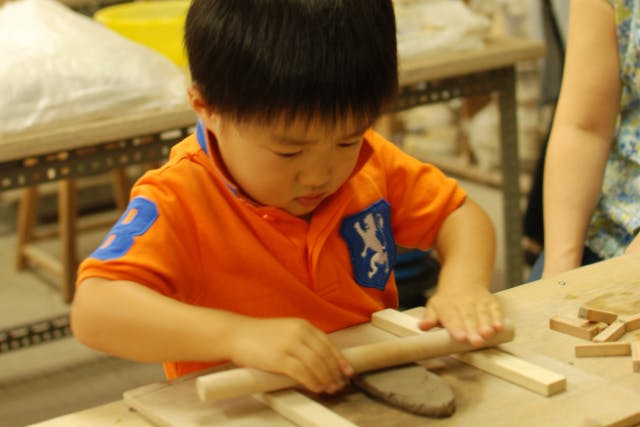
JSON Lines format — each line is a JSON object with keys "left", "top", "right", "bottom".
{"left": 185, "top": 0, "right": 398, "bottom": 126}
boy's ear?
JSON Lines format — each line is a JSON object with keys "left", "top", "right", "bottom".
{"left": 187, "top": 86, "right": 221, "bottom": 131}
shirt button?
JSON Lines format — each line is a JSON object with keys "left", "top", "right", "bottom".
{"left": 262, "top": 214, "right": 272, "bottom": 221}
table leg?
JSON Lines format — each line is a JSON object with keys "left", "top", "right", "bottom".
{"left": 496, "top": 67, "right": 524, "bottom": 287}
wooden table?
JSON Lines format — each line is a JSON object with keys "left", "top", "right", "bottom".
{"left": 28, "top": 253, "right": 640, "bottom": 426}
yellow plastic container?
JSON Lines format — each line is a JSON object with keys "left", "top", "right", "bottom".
{"left": 94, "top": 1, "right": 189, "bottom": 66}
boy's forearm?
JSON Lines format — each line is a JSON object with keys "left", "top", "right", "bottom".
{"left": 71, "top": 278, "right": 241, "bottom": 363}
{"left": 433, "top": 198, "right": 495, "bottom": 289}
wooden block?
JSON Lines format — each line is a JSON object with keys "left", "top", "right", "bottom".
{"left": 593, "top": 320, "right": 627, "bottom": 343}
{"left": 549, "top": 315, "right": 607, "bottom": 340}
{"left": 578, "top": 306, "right": 619, "bottom": 324}
{"left": 371, "top": 308, "right": 424, "bottom": 337}
{"left": 454, "top": 348, "right": 567, "bottom": 397}
{"left": 624, "top": 313, "right": 640, "bottom": 332}
{"left": 575, "top": 342, "right": 631, "bottom": 357}
{"left": 371, "top": 309, "right": 566, "bottom": 397}
{"left": 632, "top": 342, "right": 640, "bottom": 373}
{"left": 255, "top": 390, "right": 358, "bottom": 427}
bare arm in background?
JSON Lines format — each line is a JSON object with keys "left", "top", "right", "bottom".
{"left": 541, "top": 0, "right": 621, "bottom": 277}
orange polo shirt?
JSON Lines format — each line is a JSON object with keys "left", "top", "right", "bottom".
{"left": 77, "top": 122, "right": 466, "bottom": 379}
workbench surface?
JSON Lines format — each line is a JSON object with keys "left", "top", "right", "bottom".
{"left": 29, "top": 253, "right": 640, "bottom": 426}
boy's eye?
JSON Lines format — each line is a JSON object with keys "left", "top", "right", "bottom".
{"left": 275, "top": 151, "right": 302, "bottom": 158}
{"left": 338, "top": 140, "right": 362, "bottom": 148}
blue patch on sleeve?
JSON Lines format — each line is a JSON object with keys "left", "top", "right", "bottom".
{"left": 340, "top": 200, "right": 396, "bottom": 290}
{"left": 90, "top": 197, "right": 159, "bottom": 260}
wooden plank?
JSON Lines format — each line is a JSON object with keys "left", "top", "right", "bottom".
{"left": 624, "top": 314, "right": 640, "bottom": 332}
{"left": 371, "top": 309, "right": 566, "bottom": 397}
{"left": 123, "top": 379, "right": 296, "bottom": 427}
{"left": 454, "top": 348, "right": 567, "bottom": 396}
{"left": 578, "top": 306, "right": 619, "bottom": 325}
{"left": 549, "top": 315, "right": 607, "bottom": 340}
{"left": 0, "top": 104, "right": 196, "bottom": 162}
{"left": 632, "top": 342, "right": 640, "bottom": 373}
{"left": 593, "top": 320, "right": 627, "bottom": 343}
{"left": 21, "top": 244, "right": 64, "bottom": 276}
{"left": 398, "top": 36, "right": 546, "bottom": 84}
{"left": 370, "top": 308, "right": 423, "bottom": 337}
{"left": 575, "top": 342, "right": 631, "bottom": 358}
{"left": 255, "top": 390, "right": 358, "bottom": 427}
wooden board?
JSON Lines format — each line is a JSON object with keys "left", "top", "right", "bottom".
{"left": 123, "top": 377, "right": 295, "bottom": 427}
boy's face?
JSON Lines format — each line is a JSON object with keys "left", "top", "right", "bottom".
{"left": 208, "top": 113, "right": 368, "bottom": 218}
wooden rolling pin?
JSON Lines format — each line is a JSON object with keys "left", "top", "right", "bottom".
{"left": 197, "top": 320, "right": 514, "bottom": 402}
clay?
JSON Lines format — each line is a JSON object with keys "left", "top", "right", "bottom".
{"left": 352, "top": 364, "right": 455, "bottom": 418}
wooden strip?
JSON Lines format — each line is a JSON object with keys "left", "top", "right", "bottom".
{"left": 549, "top": 315, "right": 607, "bottom": 340}
{"left": 578, "top": 306, "right": 619, "bottom": 325}
{"left": 371, "top": 309, "right": 566, "bottom": 397}
{"left": 593, "top": 320, "right": 627, "bottom": 343}
{"left": 15, "top": 187, "right": 39, "bottom": 271}
{"left": 575, "top": 342, "right": 631, "bottom": 358}
{"left": 632, "top": 342, "right": 640, "bottom": 373}
{"left": 371, "top": 308, "right": 423, "bottom": 337}
{"left": 22, "top": 244, "right": 64, "bottom": 276}
{"left": 255, "top": 390, "right": 358, "bottom": 427}
{"left": 454, "top": 348, "right": 567, "bottom": 396}
{"left": 624, "top": 314, "right": 640, "bottom": 332}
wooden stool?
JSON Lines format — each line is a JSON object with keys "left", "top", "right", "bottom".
{"left": 15, "top": 170, "right": 129, "bottom": 303}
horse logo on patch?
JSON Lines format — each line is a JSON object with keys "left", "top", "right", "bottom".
{"left": 340, "top": 200, "right": 396, "bottom": 290}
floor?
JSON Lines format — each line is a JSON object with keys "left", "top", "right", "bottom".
{"left": 0, "top": 178, "right": 514, "bottom": 427}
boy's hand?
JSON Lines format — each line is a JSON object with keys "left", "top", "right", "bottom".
{"left": 228, "top": 317, "right": 354, "bottom": 394}
{"left": 418, "top": 284, "right": 503, "bottom": 346}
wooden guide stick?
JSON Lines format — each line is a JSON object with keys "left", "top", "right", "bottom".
{"left": 196, "top": 321, "right": 514, "bottom": 402}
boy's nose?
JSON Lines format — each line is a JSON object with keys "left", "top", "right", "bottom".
{"left": 299, "top": 160, "right": 331, "bottom": 189}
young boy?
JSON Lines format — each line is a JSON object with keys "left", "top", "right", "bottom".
{"left": 71, "top": 0, "right": 503, "bottom": 395}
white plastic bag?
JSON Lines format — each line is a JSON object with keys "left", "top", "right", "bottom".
{"left": 395, "top": 0, "right": 491, "bottom": 60}
{"left": 0, "top": 0, "right": 187, "bottom": 137}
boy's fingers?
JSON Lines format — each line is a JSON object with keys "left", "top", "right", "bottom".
{"left": 437, "top": 308, "right": 468, "bottom": 342}
{"left": 476, "top": 304, "right": 498, "bottom": 339}
{"left": 419, "top": 305, "right": 440, "bottom": 330}
{"left": 282, "top": 353, "right": 324, "bottom": 393}
{"left": 305, "top": 332, "right": 351, "bottom": 391}
{"left": 489, "top": 301, "right": 504, "bottom": 330}
{"left": 297, "top": 342, "right": 342, "bottom": 392}
{"left": 459, "top": 308, "right": 484, "bottom": 346}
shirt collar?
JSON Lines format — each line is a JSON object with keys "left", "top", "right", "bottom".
{"left": 195, "top": 119, "right": 241, "bottom": 197}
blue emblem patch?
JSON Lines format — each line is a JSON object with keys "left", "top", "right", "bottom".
{"left": 340, "top": 200, "right": 396, "bottom": 290}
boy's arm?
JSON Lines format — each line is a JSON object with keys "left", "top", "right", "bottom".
{"left": 417, "top": 198, "right": 503, "bottom": 345}
{"left": 71, "top": 278, "right": 352, "bottom": 393}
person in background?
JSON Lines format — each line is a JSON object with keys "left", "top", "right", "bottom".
{"left": 71, "top": 0, "right": 502, "bottom": 394}
{"left": 529, "top": 0, "right": 640, "bottom": 280}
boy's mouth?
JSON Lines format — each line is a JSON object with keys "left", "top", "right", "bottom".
{"left": 295, "top": 193, "right": 326, "bottom": 207}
